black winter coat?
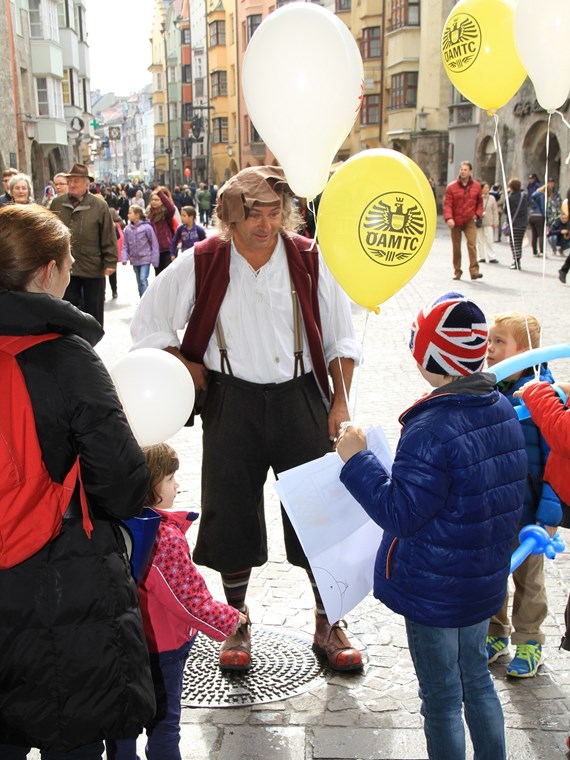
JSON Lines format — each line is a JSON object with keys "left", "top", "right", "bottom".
{"left": 0, "top": 292, "right": 155, "bottom": 750}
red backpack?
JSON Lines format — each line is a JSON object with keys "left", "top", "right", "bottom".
{"left": 0, "top": 334, "right": 93, "bottom": 569}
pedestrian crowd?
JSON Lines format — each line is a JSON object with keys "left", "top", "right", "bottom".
{"left": 0, "top": 161, "right": 569, "bottom": 760}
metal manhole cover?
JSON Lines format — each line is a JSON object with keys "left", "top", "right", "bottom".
{"left": 181, "top": 625, "right": 365, "bottom": 708}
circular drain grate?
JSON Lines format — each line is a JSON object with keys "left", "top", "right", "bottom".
{"left": 181, "top": 626, "right": 355, "bottom": 708}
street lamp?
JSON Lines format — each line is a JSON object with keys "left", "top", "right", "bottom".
{"left": 160, "top": 20, "right": 172, "bottom": 185}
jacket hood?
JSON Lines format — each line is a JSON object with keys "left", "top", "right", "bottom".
{"left": 0, "top": 291, "right": 103, "bottom": 347}
{"left": 153, "top": 509, "right": 199, "bottom": 534}
{"left": 400, "top": 372, "right": 499, "bottom": 425}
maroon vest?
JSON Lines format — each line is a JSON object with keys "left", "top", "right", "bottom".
{"left": 180, "top": 233, "right": 331, "bottom": 404}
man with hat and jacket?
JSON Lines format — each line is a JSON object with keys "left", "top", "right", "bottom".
{"left": 50, "top": 163, "right": 118, "bottom": 327}
{"left": 130, "top": 165, "right": 363, "bottom": 675}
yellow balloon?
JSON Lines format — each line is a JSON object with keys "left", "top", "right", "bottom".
{"left": 318, "top": 149, "right": 436, "bottom": 313}
{"left": 441, "top": 0, "right": 526, "bottom": 113}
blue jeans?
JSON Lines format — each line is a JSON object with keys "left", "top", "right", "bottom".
{"left": 106, "top": 638, "right": 194, "bottom": 760}
{"left": 405, "top": 618, "right": 506, "bottom": 760}
{"left": 0, "top": 742, "right": 104, "bottom": 759}
{"left": 133, "top": 264, "right": 150, "bottom": 297}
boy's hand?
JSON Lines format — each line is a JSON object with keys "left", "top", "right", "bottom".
{"left": 513, "top": 379, "right": 541, "bottom": 398}
{"left": 336, "top": 424, "right": 367, "bottom": 463}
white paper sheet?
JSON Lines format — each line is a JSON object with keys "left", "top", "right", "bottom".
{"left": 275, "top": 425, "right": 393, "bottom": 623}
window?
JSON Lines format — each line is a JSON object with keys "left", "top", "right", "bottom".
{"left": 360, "top": 94, "right": 380, "bottom": 124}
{"left": 209, "top": 21, "right": 225, "bottom": 47}
{"left": 77, "top": 4, "right": 84, "bottom": 39}
{"left": 390, "top": 0, "right": 420, "bottom": 30}
{"left": 361, "top": 27, "right": 380, "bottom": 59}
{"left": 157, "top": 104, "right": 164, "bottom": 123}
{"left": 335, "top": 0, "right": 351, "bottom": 11}
{"left": 82, "top": 78, "right": 89, "bottom": 112}
{"left": 390, "top": 72, "right": 418, "bottom": 110}
{"left": 195, "top": 78, "right": 204, "bottom": 98}
{"left": 156, "top": 72, "right": 162, "bottom": 90}
{"left": 29, "top": 0, "right": 43, "bottom": 38}
{"left": 250, "top": 120, "right": 262, "bottom": 143}
{"left": 210, "top": 70, "right": 227, "bottom": 98}
{"left": 62, "top": 68, "right": 73, "bottom": 105}
{"left": 212, "top": 117, "right": 228, "bottom": 143}
{"left": 183, "top": 103, "right": 193, "bottom": 121}
{"left": 170, "top": 103, "right": 178, "bottom": 121}
{"left": 247, "top": 14, "right": 262, "bottom": 41}
{"left": 182, "top": 64, "right": 192, "bottom": 83}
{"left": 157, "top": 137, "right": 165, "bottom": 154}
{"left": 167, "top": 66, "right": 176, "bottom": 84}
{"left": 35, "top": 76, "right": 64, "bottom": 118}
{"left": 181, "top": 28, "right": 190, "bottom": 45}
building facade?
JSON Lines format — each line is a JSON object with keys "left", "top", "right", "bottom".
{"left": 2, "top": 0, "right": 94, "bottom": 199}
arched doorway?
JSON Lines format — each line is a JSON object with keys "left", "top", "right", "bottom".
{"left": 477, "top": 135, "right": 496, "bottom": 186}
{"left": 523, "top": 121, "right": 560, "bottom": 185}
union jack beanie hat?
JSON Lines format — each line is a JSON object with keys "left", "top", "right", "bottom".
{"left": 409, "top": 292, "right": 488, "bottom": 376}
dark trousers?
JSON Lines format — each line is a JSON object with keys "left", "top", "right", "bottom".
{"left": 153, "top": 251, "right": 171, "bottom": 278}
{"left": 193, "top": 372, "right": 331, "bottom": 572}
{"left": 0, "top": 742, "right": 104, "bottom": 759}
{"left": 64, "top": 276, "right": 106, "bottom": 327}
{"left": 107, "top": 271, "right": 118, "bottom": 296}
{"left": 528, "top": 214, "right": 545, "bottom": 254}
{"left": 106, "top": 640, "right": 194, "bottom": 760}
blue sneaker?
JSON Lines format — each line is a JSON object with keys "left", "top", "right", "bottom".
{"left": 506, "top": 641, "right": 543, "bottom": 678}
{"left": 486, "top": 635, "right": 509, "bottom": 663}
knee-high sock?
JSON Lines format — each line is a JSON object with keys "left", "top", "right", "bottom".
{"left": 220, "top": 568, "right": 252, "bottom": 612}
{"left": 306, "top": 567, "right": 326, "bottom": 617}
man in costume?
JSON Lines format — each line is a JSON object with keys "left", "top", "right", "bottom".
{"left": 131, "top": 166, "right": 362, "bottom": 672}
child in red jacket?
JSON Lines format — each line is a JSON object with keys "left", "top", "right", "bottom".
{"left": 106, "top": 443, "right": 246, "bottom": 760}
{"left": 515, "top": 378, "right": 570, "bottom": 750}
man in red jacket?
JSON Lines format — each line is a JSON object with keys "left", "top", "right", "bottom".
{"left": 444, "top": 160, "right": 483, "bottom": 281}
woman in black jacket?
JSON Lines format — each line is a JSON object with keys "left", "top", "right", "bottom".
{"left": 0, "top": 205, "right": 155, "bottom": 758}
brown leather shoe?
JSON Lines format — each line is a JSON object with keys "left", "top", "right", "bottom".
{"left": 313, "top": 611, "right": 363, "bottom": 672}
{"left": 219, "top": 606, "right": 251, "bottom": 671}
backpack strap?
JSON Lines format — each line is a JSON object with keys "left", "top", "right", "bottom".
{"left": 0, "top": 332, "right": 93, "bottom": 540}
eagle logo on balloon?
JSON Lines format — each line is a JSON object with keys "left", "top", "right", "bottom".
{"left": 359, "top": 193, "right": 427, "bottom": 267}
{"left": 441, "top": 14, "right": 481, "bottom": 72}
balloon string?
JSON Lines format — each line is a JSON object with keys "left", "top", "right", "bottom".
{"left": 554, "top": 110, "right": 570, "bottom": 164}
{"left": 348, "top": 309, "right": 370, "bottom": 422}
{"left": 308, "top": 198, "right": 317, "bottom": 251}
{"left": 493, "top": 113, "right": 514, "bottom": 239}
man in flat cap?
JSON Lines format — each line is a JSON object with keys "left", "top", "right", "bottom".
{"left": 131, "top": 166, "right": 362, "bottom": 674}
{"left": 50, "top": 163, "right": 118, "bottom": 326}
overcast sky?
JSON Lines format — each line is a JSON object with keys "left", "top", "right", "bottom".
{"left": 86, "top": 0, "right": 155, "bottom": 95}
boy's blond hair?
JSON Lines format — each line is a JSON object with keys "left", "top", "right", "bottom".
{"left": 492, "top": 312, "right": 541, "bottom": 351}
{"left": 142, "top": 443, "right": 179, "bottom": 508}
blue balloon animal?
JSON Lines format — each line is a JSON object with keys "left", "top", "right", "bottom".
{"left": 510, "top": 524, "right": 565, "bottom": 574}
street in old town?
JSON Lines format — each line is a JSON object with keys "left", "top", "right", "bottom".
{"left": 33, "top": 221, "right": 570, "bottom": 760}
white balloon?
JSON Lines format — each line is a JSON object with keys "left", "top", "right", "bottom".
{"left": 110, "top": 349, "right": 195, "bottom": 447}
{"left": 514, "top": 0, "right": 570, "bottom": 112}
{"left": 242, "top": 2, "right": 363, "bottom": 200}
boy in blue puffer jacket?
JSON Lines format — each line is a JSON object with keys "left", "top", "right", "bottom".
{"left": 486, "top": 312, "right": 561, "bottom": 677}
{"left": 337, "top": 292, "right": 527, "bottom": 760}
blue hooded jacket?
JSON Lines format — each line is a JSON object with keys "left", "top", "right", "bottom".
{"left": 340, "top": 373, "right": 527, "bottom": 628}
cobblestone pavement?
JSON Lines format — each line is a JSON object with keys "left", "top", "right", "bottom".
{"left": 32, "top": 223, "right": 570, "bottom": 759}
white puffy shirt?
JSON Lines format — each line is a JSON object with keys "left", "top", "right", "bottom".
{"left": 130, "top": 236, "right": 360, "bottom": 385}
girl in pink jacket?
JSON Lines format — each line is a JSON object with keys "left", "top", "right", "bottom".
{"left": 106, "top": 443, "right": 245, "bottom": 760}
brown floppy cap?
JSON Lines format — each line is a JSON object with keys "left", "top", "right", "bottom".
{"left": 65, "top": 163, "right": 94, "bottom": 181}
{"left": 217, "top": 166, "right": 292, "bottom": 223}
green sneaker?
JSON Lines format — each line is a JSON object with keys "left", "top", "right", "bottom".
{"left": 506, "top": 641, "right": 543, "bottom": 678}
{"left": 486, "top": 635, "right": 509, "bottom": 663}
